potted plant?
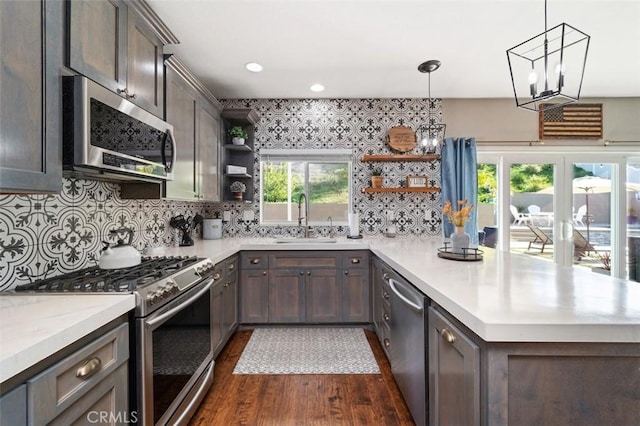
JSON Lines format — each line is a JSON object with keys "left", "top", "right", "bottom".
{"left": 371, "top": 168, "right": 384, "bottom": 188}
{"left": 229, "top": 126, "right": 248, "bottom": 145}
{"left": 230, "top": 181, "right": 246, "bottom": 201}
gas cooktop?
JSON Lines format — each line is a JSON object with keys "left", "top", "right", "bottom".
{"left": 14, "top": 256, "right": 202, "bottom": 293}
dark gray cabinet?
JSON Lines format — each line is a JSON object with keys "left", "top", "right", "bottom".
{"left": 211, "top": 264, "right": 225, "bottom": 357}
{"left": 428, "top": 306, "right": 480, "bottom": 426}
{"left": 0, "top": 0, "right": 63, "bottom": 193}
{"left": 66, "top": 0, "right": 174, "bottom": 117}
{"left": 371, "top": 256, "right": 392, "bottom": 357}
{"left": 239, "top": 252, "right": 269, "bottom": 323}
{"left": 239, "top": 251, "right": 370, "bottom": 324}
{"left": 212, "top": 255, "right": 239, "bottom": 357}
{"left": 123, "top": 56, "right": 222, "bottom": 201}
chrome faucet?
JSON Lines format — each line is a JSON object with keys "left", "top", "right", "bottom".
{"left": 297, "top": 193, "right": 311, "bottom": 237}
{"left": 327, "top": 216, "right": 335, "bottom": 238}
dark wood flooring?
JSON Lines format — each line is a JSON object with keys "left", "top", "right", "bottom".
{"left": 189, "top": 329, "right": 415, "bottom": 425}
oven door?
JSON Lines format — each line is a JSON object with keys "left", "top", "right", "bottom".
{"left": 137, "top": 278, "right": 214, "bottom": 425}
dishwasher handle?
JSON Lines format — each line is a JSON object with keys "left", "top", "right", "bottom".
{"left": 389, "top": 278, "right": 424, "bottom": 312}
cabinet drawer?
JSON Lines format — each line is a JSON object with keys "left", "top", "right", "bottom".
{"left": 225, "top": 255, "right": 239, "bottom": 278}
{"left": 344, "top": 251, "right": 370, "bottom": 268}
{"left": 27, "top": 323, "right": 129, "bottom": 425}
{"left": 269, "top": 252, "right": 338, "bottom": 269}
{"left": 241, "top": 252, "right": 269, "bottom": 269}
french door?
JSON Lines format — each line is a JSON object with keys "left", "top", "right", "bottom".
{"left": 478, "top": 148, "right": 629, "bottom": 279}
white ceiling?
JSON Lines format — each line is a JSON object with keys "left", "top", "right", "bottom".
{"left": 147, "top": 0, "right": 640, "bottom": 100}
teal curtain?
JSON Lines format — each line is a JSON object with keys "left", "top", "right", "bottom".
{"left": 441, "top": 137, "right": 478, "bottom": 243}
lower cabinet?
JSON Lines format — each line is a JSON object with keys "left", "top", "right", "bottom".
{"left": 212, "top": 255, "right": 239, "bottom": 357}
{"left": 239, "top": 251, "right": 370, "bottom": 324}
{"left": 26, "top": 322, "right": 130, "bottom": 425}
{"left": 371, "top": 257, "right": 392, "bottom": 357}
{"left": 428, "top": 306, "right": 480, "bottom": 426}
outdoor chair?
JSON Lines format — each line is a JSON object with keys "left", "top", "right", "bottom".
{"left": 527, "top": 205, "right": 541, "bottom": 214}
{"left": 573, "top": 205, "right": 587, "bottom": 227}
{"left": 527, "top": 224, "right": 553, "bottom": 253}
{"left": 573, "top": 229, "right": 598, "bottom": 260}
{"left": 510, "top": 205, "right": 531, "bottom": 226}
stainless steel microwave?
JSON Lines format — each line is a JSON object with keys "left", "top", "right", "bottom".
{"left": 63, "top": 76, "right": 175, "bottom": 182}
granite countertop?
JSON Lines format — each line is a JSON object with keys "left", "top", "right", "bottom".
{"left": 2, "top": 236, "right": 638, "bottom": 384}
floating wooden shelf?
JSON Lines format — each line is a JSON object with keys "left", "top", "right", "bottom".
{"left": 224, "top": 144, "right": 252, "bottom": 152}
{"left": 362, "top": 154, "right": 440, "bottom": 162}
{"left": 362, "top": 187, "right": 441, "bottom": 194}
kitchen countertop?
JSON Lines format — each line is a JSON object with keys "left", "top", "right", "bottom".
{"left": 0, "top": 294, "right": 134, "bottom": 383}
{"left": 2, "top": 236, "right": 638, "bottom": 384}
{"left": 162, "top": 236, "right": 640, "bottom": 343}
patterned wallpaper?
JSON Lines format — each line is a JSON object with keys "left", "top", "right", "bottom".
{"left": 0, "top": 98, "right": 443, "bottom": 290}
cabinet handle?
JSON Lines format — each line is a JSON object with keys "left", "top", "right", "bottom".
{"left": 383, "top": 291, "right": 390, "bottom": 300}
{"left": 116, "top": 87, "right": 136, "bottom": 99}
{"left": 440, "top": 328, "right": 456, "bottom": 344}
{"left": 229, "top": 263, "right": 235, "bottom": 270}
{"left": 384, "top": 338, "right": 390, "bottom": 348}
{"left": 76, "top": 357, "right": 102, "bottom": 379}
{"left": 213, "top": 273, "right": 221, "bottom": 281}
{"left": 383, "top": 273, "right": 390, "bottom": 282}
{"left": 350, "top": 258, "right": 360, "bottom": 264}
{"left": 383, "top": 313, "right": 390, "bottom": 322}
{"left": 250, "top": 258, "right": 261, "bottom": 264}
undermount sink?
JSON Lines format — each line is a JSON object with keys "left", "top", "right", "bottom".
{"left": 274, "top": 237, "right": 337, "bottom": 244}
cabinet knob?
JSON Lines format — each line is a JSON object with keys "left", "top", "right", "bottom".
{"left": 384, "top": 338, "right": 390, "bottom": 348}
{"left": 440, "top": 328, "right": 456, "bottom": 344}
{"left": 250, "top": 258, "right": 261, "bottom": 264}
{"left": 383, "top": 313, "right": 390, "bottom": 322}
{"left": 229, "top": 263, "right": 235, "bottom": 270}
{"left": 383, "top": 273, "right": 390, "bottom": 282}
{"left": 307, "top": 271, "right": 311, "bottom": 276}
{"left": 344, "top": 270, "right": 349, "bottom": 275}
{"left": 300, "top": 271, "right": 304, "bottom": 276}
{"left": 350, "top": 258, "right": 360, "bottom": 264}
{"left": 262, "top": 271, "right": 267, "bottom": 276}
{"left": 383, "top": 291, "right": 390, "bottom": 300}
{"left": 213, "top": 273, "right": 221, "bottom": 281}
{"left": 76, "top": 357, "right": 102, "bottom": 379}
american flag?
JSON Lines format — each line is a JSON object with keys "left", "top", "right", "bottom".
{"left": 539, "top": 104, "right": 603, "bottom": 140}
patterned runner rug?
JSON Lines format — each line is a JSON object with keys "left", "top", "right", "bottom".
{"left": 233, "top": 328, "right": 380, "bottom": 374}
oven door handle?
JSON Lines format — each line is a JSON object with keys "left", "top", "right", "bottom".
{"left": 147, "top": 278, "right": 213, "bottom": 328}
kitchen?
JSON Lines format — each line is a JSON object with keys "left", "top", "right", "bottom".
{"left": 1, "top": 0, "right": 640, "bottom": 425}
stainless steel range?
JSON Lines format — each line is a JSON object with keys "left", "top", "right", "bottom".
{"left": 16, "top": 256, "right": 218, "bottom": 425}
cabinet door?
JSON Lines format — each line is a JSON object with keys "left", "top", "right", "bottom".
{"left": 222, "top": 257, "right": 238, "bottom": 337}
{"left": 197, "top": 101, "right": 221, "bottom": 201}
{"left": 211, "top": 279, "right": 225, "bottom": 357}
{"left": 342, "top": 267, "right": 370, "bottom": 322}
{"left": 305, "top": 269, "right": 342, "bottom": 323}
{"left": 126, "top": 7, "right": 164, "bottom": 117}
{"left": 67, "top": 0, "right": 127, "bottom": 94}
{"left": 0, "top": 0, "right": 62, "bottom": 193}
{"left": 429, "top": 307, "right": 480, "bottom": 426}
{"left": 269, "top": 269, "right": 305, "bottom": 323}
{"left": 164, "top": 66, "right": 197, "bottom": 200}
{"left": 239, "top": 268, "right": 269, "bottom": 323}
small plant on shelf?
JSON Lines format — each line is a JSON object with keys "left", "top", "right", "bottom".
{"left": 229, "top": 126, "right": 248, "bottom": 145}
{"left": 371, "top": 168, "right": 384, "bottom": 188}
{"left": 230, "top": 181, "right": 247, "bottom": 201}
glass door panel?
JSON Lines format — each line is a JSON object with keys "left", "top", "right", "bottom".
{"left": 477, "top": 163, "right": 497, "bottom": 247}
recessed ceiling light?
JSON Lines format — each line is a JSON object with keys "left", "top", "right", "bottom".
{"left": 310, "top": 83, "right": 325, "bottom": 92}
{"left": 245, "top": 62, "right": 263, "bottom": 73}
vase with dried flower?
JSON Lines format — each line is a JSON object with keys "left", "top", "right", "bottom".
{"left": 230, "top": 181, "right": 246, "bottom": 201}
{"left": 443, "top": 199, "right": 474, "bottom": 254}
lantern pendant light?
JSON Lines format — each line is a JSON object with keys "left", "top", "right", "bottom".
{"left": 506, "top": 0, "right": 590, "bottom": 112}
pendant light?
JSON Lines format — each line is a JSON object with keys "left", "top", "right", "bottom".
{"left": 417, "top": 60, "right": 446, "bottom": 154}
{"left": 506, "top": 0, "right": 590, "bottom": 112}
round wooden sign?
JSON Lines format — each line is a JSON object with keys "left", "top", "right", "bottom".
{"left": 387, "top": 126, "right": 416, "bottom": 152}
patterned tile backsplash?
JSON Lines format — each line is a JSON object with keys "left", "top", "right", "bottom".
{"left": 0, "top": 98, "right": 444, "bottom": 290}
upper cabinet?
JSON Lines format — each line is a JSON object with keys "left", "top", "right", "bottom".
{"left": 0, "top": 0, "right": 63, "bottom": 194}
{"left": 221, "top": 108, "right": 259, "bottom": 202}
{"left": 66, "top": 0, "right": 178, "bottom": 118}
{"left": 122, "top": 56, "right": 222, "bottom": 201}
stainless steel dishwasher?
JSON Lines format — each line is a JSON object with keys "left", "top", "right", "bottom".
{"left": 388, "top": 274, "right": 427, "bottom": 426}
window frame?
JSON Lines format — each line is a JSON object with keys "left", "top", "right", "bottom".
{"left": 259, "top": 149, "right": 353, "bottom": 226}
